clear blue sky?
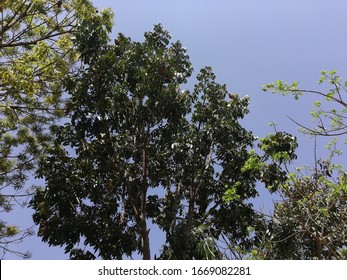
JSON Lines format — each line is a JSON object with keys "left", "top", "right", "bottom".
{"left": 6, "top": 0, "right": 347, "bottom": 259}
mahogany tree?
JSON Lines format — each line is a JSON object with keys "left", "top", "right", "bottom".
{"left": 30, "top": 23, "right": 291, "bottom": 260}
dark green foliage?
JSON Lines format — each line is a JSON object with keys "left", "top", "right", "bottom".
{"left": 0, "top": 0, "right": 111, "bottom": 258}
{"left": 30, "top": 23, "right": 272, "bottom": 260}
{"left": 239, "top": 128, "right": 298, "bottom": 194}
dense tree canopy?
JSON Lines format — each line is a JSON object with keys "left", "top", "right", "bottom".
{"left": 0, "top": 0, "right": 113, "bottom": 258}
{"left": 29, "top": 21, "right": 295, "bottom": 260}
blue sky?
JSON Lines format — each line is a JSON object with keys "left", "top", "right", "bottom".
{"left": 6, "top": 0, "right": 347, "bottom": 259}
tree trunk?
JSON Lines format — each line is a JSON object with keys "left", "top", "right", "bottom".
{"left": 140, "top": 126, "right": 150, "bottom": 259}
{"left": 141, "top": 218, "right": 151, "bottom": 260}
{"left": 187, "top": 187, "right": 196, "bottom": 232}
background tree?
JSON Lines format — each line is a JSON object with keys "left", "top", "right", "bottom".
{"left": 262, "top": 70, "right": 347, "bottom": 137}
{"left": 0, "top": 0, "right": 113, "bottom": 258}
{"left": 29, "top": 23, "right": 283, "bottom": 260}
{"left": 252, "top": 143, "right": 347, "bottom": 259}
{"left": 252, "top": 71, "right": 347, "bottom": 259}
